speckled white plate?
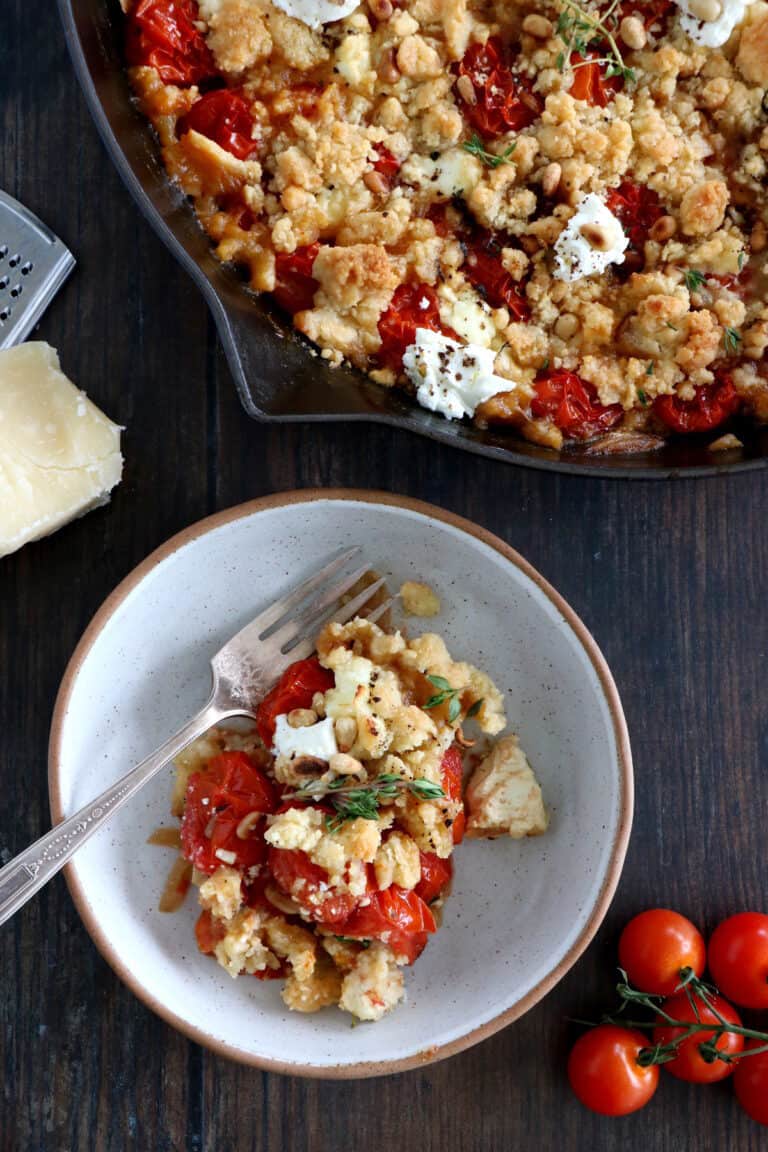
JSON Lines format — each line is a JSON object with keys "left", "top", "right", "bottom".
{"left": 49, "top": 490, "right": 632, "bottom": 1077}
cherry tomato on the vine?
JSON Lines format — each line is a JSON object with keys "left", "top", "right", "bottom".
{"left": 707, "top": 912, "right": 768, "bottom": 1010}
{"left": 567, "top": 1025, "right": 659, "bottom": 1116}
{"left": 618, "top": 909, "right": 706, "bottom": 996}
{"left": 734, "top": 1041, "right": 768, "bottom": 1126}
{"left": 652, "top": 991, "right": 744, "bottom": 1083}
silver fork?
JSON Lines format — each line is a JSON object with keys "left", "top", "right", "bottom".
{"left": 0, "top": 547, "right": 393, "bottom": 927}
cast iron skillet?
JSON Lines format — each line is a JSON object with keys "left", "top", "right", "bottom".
{"left": 58, "top": 0, "right": 768, "bottom": 477}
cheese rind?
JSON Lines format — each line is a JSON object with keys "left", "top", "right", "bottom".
{"left": 0, "top": 342, "right": 123, "bottom": 558}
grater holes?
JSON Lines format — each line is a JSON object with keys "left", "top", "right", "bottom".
{"left": 21, "top": 261, "right": 33, "bottom": 275}
{"left": 0, "top": 246, "right": 7, "bottom": 262}
{"left": 8, "top": 254, "right": 20, "bottom": 268}
{"left": 0, "top": 276, "right": 8, "bottom": 291}
{"left": 9, "top": 284, "right": 22, "bottom": 299}
{"left": 0, "top": 307, "right": 10, "bottom": 323}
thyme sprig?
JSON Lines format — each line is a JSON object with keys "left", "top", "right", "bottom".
{"left": 462, "top": 133, "right": 516, "bottom": 168}
{"left": 723, "top": 326, "right": 742, "bottom": 355}
{"left": 590, "top": 968, "right": 768, "bottom": 1068}
{"left": 683, "top": 268, "right": 707, "bottom": 293}
{"left": 555, "top": 0, "right": 635, "bottom": 84}
{"left": 285, "top": 773, "right": 446, "bottom": 832}
{"left": 423, "top": 674, "right": 462, "bottom": 721}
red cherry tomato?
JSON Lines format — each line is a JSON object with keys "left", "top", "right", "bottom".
{"left": 415, "top": 851, "right": 453, "bottom": 904}
{"left": 532, "top": 370, "right": 623, "bottom": 440}
{"left": 568, "top": 1026, "right": 659, "bottom": 1116}
{"left": 255, "top": 655, "right": 334, "bottom": 746}
{"left": 707, "top": 913, "right": 768, "bottom": 1010}
{"left": 568, "top": 52, "right": 623, "bottom": 107}
{"left": 179, "top": 90, "right": 258, "bottom": 160}
{"left": 125, "top": 0, "right": 217, "bottom": 86}
{"left": 268, "top": 846, "right": 360, "bottom": 926}
{"left": 372, "top": 146, "right": 401, "bottom": 184}
{"left": 462, "top": 233, "right": 530, "bottom": 322}
{"left": 734, "top": 1041, "right": 768, "bottom": 1126}
{"left": 377, "top": 283, "right": 456, "bottom": 373}
{"left": 653, "top": 373, "right": 741, "bottom": 434}
{"left": 272, "top": 243, "right": 321, "bottom": 316}
{"left": 440, "top": 744, "right": 465, "bottom": 844}
{"left": 181, "top": 751, "right": 276, "bottom": 874}
{"left": 618, "top": 909, "right": 706, "bottom": 996}
{"left": 652, "top": 991, "right": 744, "bottom": 1082}
{"left": 605, "top": 180, "right": 665, "bottom": 252}
{"left": 454, "top": 38, "right": 542, "bottom": 138}
{"left": 341, "top": 886, "right": 436, "bottom": 964}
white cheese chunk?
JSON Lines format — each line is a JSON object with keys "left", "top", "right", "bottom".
{"left": 0, "top": 343, "right": 123, "bottom": 559}
{"left": 553, "top": 193, "right": 628, "bottom": 283}
{"left": 400, "top": 148, "right": 483, "bottom": 200}
{"left": 402, "top": 328, "right": 511, "bottom": 421}
{"left": 273, "top": 714, "right": 339, "bottom": 761}
{"left": 437, "top": 286, "right": 496, "bottom": 349}
{"left": 674, "top": 0, "right": 756, "bottom": 46}
{"left": 269, "top": 0, "right": 360, "bottom": 29}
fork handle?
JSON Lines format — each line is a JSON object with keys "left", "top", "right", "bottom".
{"left": 0, "top": 699, "right": 237, "bottom": 928}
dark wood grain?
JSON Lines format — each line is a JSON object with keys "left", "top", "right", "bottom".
{"left": 2, "top": 4, "right": 768, "bottom": 1149}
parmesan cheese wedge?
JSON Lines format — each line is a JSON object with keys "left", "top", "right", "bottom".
{"left": 0, "top": 342, "right": 123, "bottom": 558}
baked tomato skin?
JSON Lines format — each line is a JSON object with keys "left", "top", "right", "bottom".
{"left": 618, "top": 909, "right": 706, "bottom": 996}
{"left": 267, "top": 846, "right": 360, "bottom": 926}
{"left": 180, "top": 751, "right": 276, "bottom": 874}
{"left": 125, "top": 0, "right": 217, "bottom": 86}
{"left": 454, "top": 38, "right": 542, "bottom": 138}
{"left": 532, "top": 370, "right": 623, "bottom": 440}
{"left": 652, "top": 991, "right": 744, "bottom": 1082}
{"left": 179, "top": 90, "right": 258, "bottom": 160}
{"left": 707, "top": 912, "right": 768, "bottom": 1010}
{"left": 734, "top": 1042, "right": 768, "bottom": 1126}
{"left": 195, "top": 909, "right": 226, "bottom": 954}
{"left": 377, "top": 283, "right": 455, "bottom": 373}
{"left": 569, "top": 52, "right": 623, "bottom": 107}
{"left": 653, "top": 373, "right": 741, "bottom": 434}
{"left": 440, "top": 745, "right": 465, "bottom": 844}
{"left": 340, "top": 886, "right": 436, "bottom": 964}
{"left": 415, "top": 851, "right": 453, "bottom": 904}
{"left": 462, "top": 233, "right": 530, "bottom": 322}
{"left": 272, "top": 244, "right": 322, "bottom": 316}
{"left": 255, "top": 655, "right": 334, "bottom": 746}
{"left": 567, "top": 1025, "right": 659, "bottom": 1116}
{"left": 605, "top": 181, "right": 665, "bottom": 252}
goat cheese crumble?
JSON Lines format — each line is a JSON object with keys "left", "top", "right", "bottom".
{"left": 270, "top": 0, "right": 360, "bottom": 29}
{"left": 402, "top": 329, "right": 512, "bottom": 421}
{"left": 673, "top": 0, "right": 756, "bottom": 46}
{"left": 272, "top": 714, "right": 338, "bottom": 761}
{"left": 553, "top": 194, "right": 628, "bottom": 283}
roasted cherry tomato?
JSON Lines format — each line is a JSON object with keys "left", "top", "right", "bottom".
{"left": 568, "top": 52, "right": 623, "bottom": 107}
{"left": 181, "top": 751, "right": 276, "bottom": 874}
{"left": 440, "top": 745, "right": 466, "bottom": 844}
{"left": 652, "top": 991, "right": 744, "bottom": 1082}
{"left": 532, "top": 370, "right": 623, "bottom": 440}
{"left": 194, "top": 909, "right": 226, "bottom": 954}
{"left": 734, "top": 1042, "right": 768, "bottom": 1126}
{"left": 125, "top": 0, "right": 217, "bottom": 86}
{"left": 462, "top": 233, "right": 530, "bottom": 322}
{"left": 268, "top": 847, "right": 361, "bottom": 926}
{"left": 372, "top": 146, "right": 401, "bottom": 183}
{"left": 377, "top": 283, "right": 453, "bottom": 373}
{"left": 454, "top": 38, "right": 542, "bottom": 138}
{"left": 605, "top": 180, "right": 665, "bottom": 252}
{"left": 653, "top": 373, "right": 741, "bottom": 434}
{"left": 340, "top": 886, "right": 437, "bottom": 964}
{"left": 568, "top": 1026, "right": 659, "bottom": 1116}
{"left": 707, "top": 913, "right": 768, "bottom": 1011}
{"left": 272, "top": 243, "right": 321, "bottom": 315}
{"left": 255, "top": 655, "right": 334, "bottom": 746}
{"left": 179, "top": 90, "right": 258, "bottom": 160}
{"left": 618, "top": 909, "right": 706, "bottom": 996}
{"left": 415, "top": 851, "right": 453, "bottom": 904}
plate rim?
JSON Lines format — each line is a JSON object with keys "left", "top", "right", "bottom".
{"left": 48, "top": 488, "right": 633, "bottom": 1077}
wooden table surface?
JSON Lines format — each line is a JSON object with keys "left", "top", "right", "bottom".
{"left": 2, "top": 4, "right": 768, "bottom": 1149}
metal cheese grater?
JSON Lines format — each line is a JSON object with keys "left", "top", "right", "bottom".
{"left": 0, "top": 190, "right": 75, "bottom": 350}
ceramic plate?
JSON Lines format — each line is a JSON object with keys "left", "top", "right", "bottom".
{"left": 49, "top": 491, "right": 632, "bottom": 1076}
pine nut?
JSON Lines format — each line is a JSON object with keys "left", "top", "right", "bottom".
{"left": 555, "top": 312, "right": 579, "bottom": 339}
{"left": 363, "top": 170, "right": 390, "bottom": 196}
{"left": 368, "top": 0, "right": 393, "bottom": 18}
{"left": 649, "top": 215, "right": 677, "bottom": 241}
{"left": 334, "top": 716, "right": 358, "bottom": 753}
{"left": 541, "top": 162, "right": 562, "bottom": 197}
{"left": 311, "top": 692, "right": 326, "bottom": 717}
{"left": 287, "top": 708, "right": 317, "bottom": 728}
{"left": 687, "top": 0, "right": 722, "bottom": 19}
{"left": 377, "top": 47, "right": 400, "bottom": 84}
{"left": 522, "top": 13, "right": 553, "bottom": 37}
{"left": 579, "top": 223, "right": 611, "bottom": 251}
{"left": 456, "top": 74, "right": 477, "bottom": 105}
{"left": 619, "top": 15, "right": 646, "bottom": 49}
{"left": 329, "top": 752, "right": 364, "bottom": 776}
{"left": 236, "top": 811, "right": 264, "bottom": 839}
